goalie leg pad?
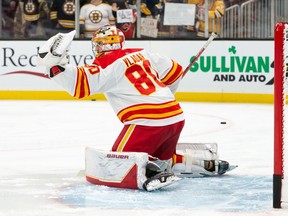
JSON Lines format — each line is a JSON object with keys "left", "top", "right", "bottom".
{"left": 176, "top": 142, "right": 219, "bottom": 161}
{"left": 173, "top": 143, "right": 235, "bottom": 177}
{"left": 173, "top": 143, "right": 219, "bottom": 177}
{"left": 85, "top": 147, "right": 148, "bottom": 190}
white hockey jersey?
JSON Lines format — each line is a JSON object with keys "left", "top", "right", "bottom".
{"left": 51, "top": 48, "right": 185, "bottom": 126}
{"left": 79, "top": 3, "right": 116, "bottom": 38}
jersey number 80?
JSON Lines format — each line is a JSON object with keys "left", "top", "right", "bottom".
{"left": 125, "top": 60, "right": 165, "bottom": 95}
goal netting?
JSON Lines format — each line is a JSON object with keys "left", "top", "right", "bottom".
{"left": 274, "top": 22, "right": 288, "bottom": 208}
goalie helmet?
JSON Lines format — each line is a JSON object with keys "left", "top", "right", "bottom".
{"left": 91, "top": 25, "right": 125, "bottom": 58}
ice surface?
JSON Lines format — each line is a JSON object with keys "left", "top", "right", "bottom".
{"left": 0, "top": 100, "right": 287, "bottom": 216}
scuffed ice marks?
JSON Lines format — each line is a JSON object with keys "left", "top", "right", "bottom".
{"left": 57, "top": 175, "right": 272, "bottom": 211}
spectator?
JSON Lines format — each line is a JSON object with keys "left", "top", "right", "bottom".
{"left": 50, "top": 0, "right": 75, "bottom": 33}
{"left": 141, "top": 0, "right": 160, "bottom": 17}
{"left": 191, "top": 0, "right": 225, "bottom": 37}
{"left": 79, "top": 0, "right": 116, "bottom": 38}
{"left": 14, "top": 0, "right": 50, "bottom": 38}
{"left": 49, "top": 0, "right": 88, "bottom": 35}
{"left": 109, "top": 0, "right": 136, "bottom": 38}
{"left": 2, "top": 0, "right": 18, "bottom": 38}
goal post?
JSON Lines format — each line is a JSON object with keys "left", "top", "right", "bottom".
{"left": 274, "top": 22, "right": 288, "bottom": 208}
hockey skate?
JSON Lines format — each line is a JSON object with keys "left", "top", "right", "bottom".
{"left": 204, "top": 160, "right": 231, "bottom": 175}
{"left": 143, "top": 172, "right": 180, "bottom": 191}
{"left": 143, "top": 161, "right": 181, "bottom": 191}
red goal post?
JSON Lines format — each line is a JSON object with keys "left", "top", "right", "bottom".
{"left": 274, "top": 22, "right": 288, "bottom": 208}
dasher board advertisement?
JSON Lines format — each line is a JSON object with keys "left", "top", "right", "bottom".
{"left": 0, "top": 40, "right": 274, "bottom": 101}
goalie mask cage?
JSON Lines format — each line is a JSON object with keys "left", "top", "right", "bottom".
{"left": 274, "top": 22, "right": 288, "bottom": 208}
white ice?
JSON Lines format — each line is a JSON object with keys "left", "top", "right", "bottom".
{"left": 0, "top": 100, "right": 287, "bottom": 216}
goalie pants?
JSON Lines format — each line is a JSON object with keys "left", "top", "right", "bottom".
{"left": 111, "top": 120, "right": 185, "bottom": 160}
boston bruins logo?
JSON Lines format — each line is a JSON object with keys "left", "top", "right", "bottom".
{"left": 63, "top": 0, "right": 75, "bottom": 15}
{"left": 25, "top": 0, "right": 36, "bottom": 14}
{"left": 89, "top": 10, "right": 103, "bottom": 24}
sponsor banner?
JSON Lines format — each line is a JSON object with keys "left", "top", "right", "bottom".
{"left": 147, "top": 40, "right": 274, "bottom": 94}
{"left": 0, "top": 40, "right": 274, "bottom": 94}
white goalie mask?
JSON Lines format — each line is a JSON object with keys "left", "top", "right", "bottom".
{"left": 91, "top": 25, "right": 125, "bottom": 58}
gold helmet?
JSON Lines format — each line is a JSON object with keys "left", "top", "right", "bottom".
{"left": 92, "top": 25, "right": 125, "bottom": 58}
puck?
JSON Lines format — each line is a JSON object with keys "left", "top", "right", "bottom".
{"left": 220, "top": 122, "right": 226, "bottom": 124}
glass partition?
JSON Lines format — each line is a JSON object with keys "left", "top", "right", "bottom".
{"left": 1, "top": 0, "right": 288, "bottom": 40}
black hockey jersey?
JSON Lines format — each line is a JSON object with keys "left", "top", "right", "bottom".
{"left": 22, "top": 0, "right": 49, "bottom": 22}
{"left": 50, "top": 0, "right": 75, "bottom": 29}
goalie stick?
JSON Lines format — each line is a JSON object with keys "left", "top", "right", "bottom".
{"left": 182, "top": 32, "right": 218, "bottom": 78}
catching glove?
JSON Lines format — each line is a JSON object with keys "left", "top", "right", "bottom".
{"left": 37, "top": 30, "right": 76, "bottom": 68}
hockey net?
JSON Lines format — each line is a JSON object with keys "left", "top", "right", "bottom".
{"left": 274, "top": 22, "right": 288, "bottom": 208}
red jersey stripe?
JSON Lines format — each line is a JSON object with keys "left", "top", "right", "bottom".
{"left": 74, "top": 67, "right": 91, "bottom": 99}
{"left": 117, "top": 100, "right": 183, "bottom": 123}
{"left": 116, "top": 124, "right": 136, "bottom": 151}
{"left": 161, "top": 60, "right": 183, "bottom": 85}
